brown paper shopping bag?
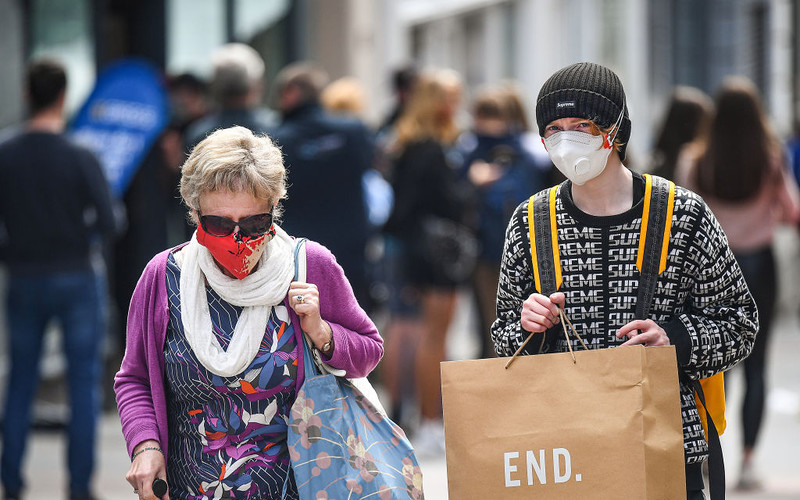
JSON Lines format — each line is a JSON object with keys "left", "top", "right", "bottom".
{"left": 441, "top": 345, "right": 685, "bottom": 499}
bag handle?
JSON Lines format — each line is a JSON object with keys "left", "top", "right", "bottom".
{"left": 293, "top": 238, "right": 348, "bottom": 380}
{"left": 293, "top": 238, "right": 320, "bottom": 378}
{"left": 294, "top": 237, "right": 308, "bottom": 283}
{"left": 291, "top": 240, "right": 389, "bottom": 419}
{"left": 283, "top": 239, "right": 311, "bottom": 499}
{"left": 505, "top": 306, "right": 587, "bottom": 369}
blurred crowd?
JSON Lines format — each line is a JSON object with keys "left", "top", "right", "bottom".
{"left": 2, "top": 42, "right": 800, "bottom": 497}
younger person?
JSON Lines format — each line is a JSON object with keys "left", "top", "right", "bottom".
{"left": 491, "top": 62, "right": 757, "bottom": 499}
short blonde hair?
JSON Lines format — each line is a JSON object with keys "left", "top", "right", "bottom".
{"left": 180, "top": 126, "right": 286, "bottom": 224}
{"left": 320, "top": 76, "right": 365, "bottom": 116}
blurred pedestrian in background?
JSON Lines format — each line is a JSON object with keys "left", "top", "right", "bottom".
{"left": 320, "top": 75, "right": 389, "bottom": 226}
{"left": 376, "top": 65, "right": 418, "bottom": 144}
{"left": 114, "top": 126, "right": 383, "bottom": 499}
{"left": 319, "top": 75, "right": 394, "bottom": 309}
{"left": 271, "top": 62, "right": 375, "bottom": 312}
{"left": 676, "top": 75, "right": 800, "bottom": 491}
{"left": 382, "top": 69, "right": 472, "bottom": 455}
{"left": 320, "top": 76, "right": 366, "bottom": 118}
{"left": 183, "top": 43, "right": 276, "bottom": 152}
{"left": 374, "top": 65, "right": 419, "bottom": 188}
{"left": 438, "top": 69, "right": 468, "bottom": 169}
{"left": 457, "top": 83, "right": 547, "bottom": 357}
{"left": 160, "top": 73, "right": 211, "bottom": 245}
{"left": 0, "top": 58, "right": 118, "bottom": 500}
{"left": 495, "top": 81, "right": 556, "bottom": 184}
{"left": 649, "top": 85, "right": 713, "bottom": 181}
{"left": 167, "top": 73, "right": 211, "bottom": 133}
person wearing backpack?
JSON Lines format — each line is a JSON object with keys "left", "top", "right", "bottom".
{"left": 458, "top": 84, "right": 549, "bottom": 358}
{"left": 491, "top": 62, "right": 758, "bottom": 500}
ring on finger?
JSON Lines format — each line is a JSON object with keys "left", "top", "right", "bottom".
{"left": 295, "top": 294, "right": 305, "bottom": 304}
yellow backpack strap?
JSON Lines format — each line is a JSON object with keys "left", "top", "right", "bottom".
{"left": 635, "top": 174, "right": 675, "bottom": 319}
{"left": 528, "top": 186, "right": 562, "bottom": 295}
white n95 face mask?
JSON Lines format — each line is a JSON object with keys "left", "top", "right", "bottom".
{"left": 543, "top": 106, "right": 625, "bottom": 185}
{"left": 543, "top": 131, "right": 612, "bottom": 186}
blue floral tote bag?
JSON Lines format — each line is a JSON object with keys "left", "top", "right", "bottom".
{"left": 286, "top": 240, "right": 424, "bottom": 499}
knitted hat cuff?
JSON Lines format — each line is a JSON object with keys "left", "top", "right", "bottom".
{"left": 536, "top": 62, "right": 631, "bottom": 160}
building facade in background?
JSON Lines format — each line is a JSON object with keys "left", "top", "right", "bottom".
{"left": 386, "top": 0, "right": 796, "bottom": 165}
{"left": 2, "top": 0, "right": 799, "bottom": 164}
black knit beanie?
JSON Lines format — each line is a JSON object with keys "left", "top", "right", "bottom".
{"left": 536, "top": 62, "right": 632, "bottom": 161}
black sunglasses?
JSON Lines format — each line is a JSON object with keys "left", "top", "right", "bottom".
{"left": 197, "top": 211, "right": 273, "bottom": 238}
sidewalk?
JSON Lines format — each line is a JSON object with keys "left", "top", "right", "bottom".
{"left": 720, "top": 313, "right": 800, "bottom": 499}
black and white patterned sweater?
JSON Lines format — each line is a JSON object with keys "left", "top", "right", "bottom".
{"left": 491, "top": 173, "right": 758, "bottom": 464}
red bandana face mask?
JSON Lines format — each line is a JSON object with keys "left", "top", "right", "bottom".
{"left": 196, "top": 224, "right": 274, "bottom": 280}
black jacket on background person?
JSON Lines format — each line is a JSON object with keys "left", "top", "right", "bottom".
{"left": 183, "top": 107, "right": 277, "bottom": 153}
{"left": 385, "top": 139, "right": 464, "bottom": 237}
{"left": 0, "top": 131, "right": 117, "bottom": 274}
{"left": 384, "top": 138, "right": 471, "bottom": 287}
{"left": 271, "top": 103, "right": 373, "bottom": 304}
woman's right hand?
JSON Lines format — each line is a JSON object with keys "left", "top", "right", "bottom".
{"left": 520, "top": 292, "right": 565, "bottom": 333}
{"left": 126, "top": 440, "right": 170, "bottom": 499}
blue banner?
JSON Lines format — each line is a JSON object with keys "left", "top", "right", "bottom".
{"left": 70, "top": 59, "right": 169, "bottom": 197}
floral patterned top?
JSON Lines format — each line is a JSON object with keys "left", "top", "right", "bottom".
{"left": 164, "top": 254, "right": 300, "bottom": 499}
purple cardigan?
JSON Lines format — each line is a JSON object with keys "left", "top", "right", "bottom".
{"left": 114, "top": 240, "right": 384, "bottom": 459}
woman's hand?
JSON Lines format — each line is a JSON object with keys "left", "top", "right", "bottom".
{"left": 617, "top": 319, "right": 671, "bottom": 347}
{"left": 520, "top": 292, "right": 565, "bottom": 333}
{"left": 289, "top": 281, "right": 333, "bottom": 352}
{"left": 126, "top": 440, "right": 170, "bottom": 499}
{"left": 468, "top": 160, "right": 502, "bottom": 186}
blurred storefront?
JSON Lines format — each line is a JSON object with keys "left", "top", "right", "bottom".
{"left": 388, "top": 0, "right": 798, "bottom": 165}
{"left": 3, "top": 0, "right": 799, "bottom": 161}
{"left": 0, "top": 0, "right": 381, "bottom": 127}
{"left": 0, "top": 0, "right": 298, "bottom": 122}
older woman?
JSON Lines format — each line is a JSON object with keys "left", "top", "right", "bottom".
{"left": 114, "top": 126, "right": 383, "bottom": 499}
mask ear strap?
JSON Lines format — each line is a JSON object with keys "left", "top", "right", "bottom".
{"left": 605, "top": 103, "right": 626, "bottom": 149}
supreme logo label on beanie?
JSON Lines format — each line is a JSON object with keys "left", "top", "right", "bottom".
{"left": 536, "top": 62, "right": 632, "bottom": 161}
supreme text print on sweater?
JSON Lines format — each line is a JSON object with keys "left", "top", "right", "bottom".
{"left": 491, "top": 172, "right": 757, "bottom": 464}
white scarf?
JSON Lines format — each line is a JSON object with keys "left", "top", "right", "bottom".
{"left": 179, "top": 225, "right": 295, "bottom": 377}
